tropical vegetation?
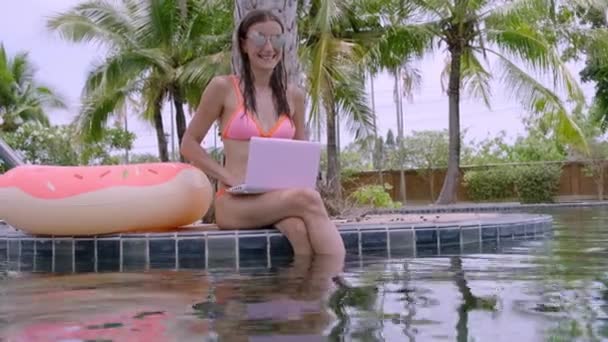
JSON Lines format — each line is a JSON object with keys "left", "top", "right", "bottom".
{"left": 2, "top": 0, "right": 608, "bottom": 207}
{"left": 47, "top": 0, "right": 233, "bottom": 161}
{"left": 3, "top": 121, "right": 134, "bottom": 166}
{"left": 0, "top": 44, "right": 66, "bottom": 132}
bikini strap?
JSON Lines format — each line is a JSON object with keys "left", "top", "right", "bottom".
{"left": 230, "top": 75, "right": 244, "bottom": 107}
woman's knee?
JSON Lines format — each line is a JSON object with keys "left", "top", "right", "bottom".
{"left": 283, "top": 188, "right": 325, "bottom": 215}
{"left": 276, "top": 217, "right": 312, "bottom": 255}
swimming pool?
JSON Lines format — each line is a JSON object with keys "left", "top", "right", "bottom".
{"left": 0, "top": 206, "right": 605, "bottom": 341}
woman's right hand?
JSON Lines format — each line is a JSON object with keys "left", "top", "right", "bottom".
{"left": 221, "top": 172, "right": 241, "bottom": 188}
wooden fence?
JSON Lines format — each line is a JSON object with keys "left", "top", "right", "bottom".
{"left": 342, "top": 161, "right": 606, "bottom": 204}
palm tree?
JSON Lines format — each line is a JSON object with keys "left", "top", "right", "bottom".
{"left": 405, "top": 0, "right": 588, "bottom": 204}
{"left": 300, "top": 0, "right": 381, "bottom": 200}
{"left": 48, "top": 0, "right": 232, "bottom": 161}
{"left": 391, "top": 64, "right": 422, "bottom": 203}
{"left": 367, "top": 71, "right": 386, "bottom": 184}
{"left": 358, "top": 0, "right": 431, "bottom": 203}
{"left": 0, "top": 44, "right": 66, "bottom": 132}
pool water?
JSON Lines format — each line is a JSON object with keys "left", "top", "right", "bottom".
{"left": 0, "top": 207, "right": 607, "bottom": 341}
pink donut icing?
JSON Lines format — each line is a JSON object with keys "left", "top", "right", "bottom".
{"left": 0, "top": 163, "right": 196, "bottom": 200}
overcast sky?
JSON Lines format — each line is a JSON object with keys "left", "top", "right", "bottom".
{"left": 0, "top": 0, "right": 598, "bottom": 156}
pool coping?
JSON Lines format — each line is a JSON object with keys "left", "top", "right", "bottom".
{"left": 366, "top": 200, "right": 608, "bottom": 214}
{"left": 0, "top": 212, "right": 553, "bottom": 273}
{"left": 0, "top": 212, "right": 548, "bottom": 239}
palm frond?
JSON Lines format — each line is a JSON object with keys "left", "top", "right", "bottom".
{"left": 15, "top": 106, "right": 50, "bottom": 127}
{"left": 134, "top": 0, "right": 177, "bottom": 48}
{"left": 47, "top": 0, "right": 136, "bottom": 48}
{"left": 484, "top": 0, "right": 549, "bottom": 20}
{"left": 9, "top": 52, "right": 34, "bottom": 88}
{"left": 34, "top": 86, "right": 68, "bottom": 110}
{"left": 304, "top": 0, "right": 342, "bottom": 123}
{"left": 3, "top": 105, "right": 47, "bottom": 125}
{"left": 584, "top": 28, "right": 608, "bottom": 65}
{"left": 140, "top": 75, "right": 167, "bottom": 123}
{"left": 409, "top": 0, "right": 454, "bottom": 21}
{"left": 76, "top": 85, "right": 131, "bottom": 142}
{"left": 0, "top": 46, "right": 15, "bottom": 104}
{"left": 589, "top": 95, "right": 608, "bottom": 131}
{"left": 81, "top": 51, "right": 153, "bottom": 104}
{"left": 491, "top": 49, "right": 587, "bottom": 151}
{"left": 399, "top": 61, "right": 423, "bottom": 102}
{"left": 184, "top": 0, "right": 233, "bottom": 42}
{"left": 333, "top": 64, "right": 374, "bottom": 138}
{"left": 306, "top": 32, "right": 333, "bottom": 125}
{"left": 461, "top": 50, "right": 492, "bottom": 107}
{"left": 133, "top": 48, "right": 173, "bottom": 75}
{"left": 370, "top": 24, "right": 434, "bottom": 71}
{"left": 486, "top": 18, "right": 585, "bottom": 105}
{"left": 178, "top": 50, "right": 231, "bottom": 107}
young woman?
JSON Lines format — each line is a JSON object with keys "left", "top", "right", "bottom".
{"left": 180, "top": 10, "right": 345, "bottom": 257}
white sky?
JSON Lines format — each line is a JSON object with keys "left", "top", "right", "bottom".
{"left": 0, "top": 0, "right": 598, "bottom": 156}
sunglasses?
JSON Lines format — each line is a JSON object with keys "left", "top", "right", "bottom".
{"left": 247, "top": 31, "right": 286, "bottom": 50}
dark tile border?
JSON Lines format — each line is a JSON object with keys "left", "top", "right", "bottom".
{"left": 0, "top": 213, "right": 553, "bottom": 273}
{"left": 367, "top": 201, "right": 608, "bottom": 215}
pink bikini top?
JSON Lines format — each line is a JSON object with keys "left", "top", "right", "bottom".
{"left": 221, "top": 75, "right": 296, "bottom": 141}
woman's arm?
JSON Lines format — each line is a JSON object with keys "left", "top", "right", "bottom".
{"left": 290, "top": 85, "right": 308, "bottom": 141}
{"left": 180, "top": 76, "right": 238, "bottom": 187}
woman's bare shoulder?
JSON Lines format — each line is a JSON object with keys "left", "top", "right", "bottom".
{"left": 207, "top": 74, "right": 234, "bottom": 92}
{"left": 286, "top": 83, "right": 306, "bottom": 120}
{"left": 287, "top": 83, "right": 306, "bottom": 102}
{"left": 197, "top": 74, "right": 236, "bottom": 108}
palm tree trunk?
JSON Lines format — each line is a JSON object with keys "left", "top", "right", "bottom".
{"left": 327, "top": 102, "right": 342, "bottom": 200}
{"left": 232, "top": 0, "right": 300, "bottom": 84}
{"left": 172, "top": 88, "right": 187, "bottom": 162}
{"left": 336, "top": 109, "right": 340, "bottom": 163}
{"left": 370, "top": 71, "right": 383, "bottom": 184}
{"left": 430, "top": 173, "right": 435, "bottom": 202}
{"left": 316, "top": 113, "right": 321, "bottom": 141}
{"left": 436, "top": 47, "right": 463, "bottom": 205}
{"left": 123, "top": 112, "right": 130, "bottom": 163}
{"left": 394, "top": 68, "right": 406, "bottom": 203}
{"left": 153, "top": 95, "right": 169, "bottom": 162}
{"left": 599, "top": 161, "right": 605, "bottom": 201}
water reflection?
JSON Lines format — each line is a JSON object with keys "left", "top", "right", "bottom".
{"left": 209, "top": 255, "right": 343, "bottom": 341}
{"left": 450, "top": 256, "right": 498, "bottom": 342}
{"left": 2, "top": 207, "right": 608, "bottom": 341}
{"left": 0, "top": 254, "right": 346, "bottom": 341}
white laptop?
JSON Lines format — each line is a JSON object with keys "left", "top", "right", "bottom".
{"left": 227, "top": 137, "right": 322, "bottom": 194}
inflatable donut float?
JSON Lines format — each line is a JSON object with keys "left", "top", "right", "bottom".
{"left": 0, "top": 163, "right": 213, "bottom": 236}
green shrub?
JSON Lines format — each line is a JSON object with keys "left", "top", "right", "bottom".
{"left": 0, "top": 160, "right": 5, "bottom": 174}
{"left": 464, "top": 163, "right": 562, "bottom": 203}
{"left": 513, "top": 164, "right": 562, "bottom": 203}
{"left": 463, "top": 167, "right": 516, "bottom": 201}
{"left": 350, "top": 184, "right": 401, "bottom": 208}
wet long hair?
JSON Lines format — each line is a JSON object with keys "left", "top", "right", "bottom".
{"left": 236, "top": 10, "right": 291, "bottom": 118}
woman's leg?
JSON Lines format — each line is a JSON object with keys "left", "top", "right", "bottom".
{"left": 274, "top": 217, "right": 312, "bottom": 255}
{"left": 215, "top": 188, "right": 345, "bottom": 256}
